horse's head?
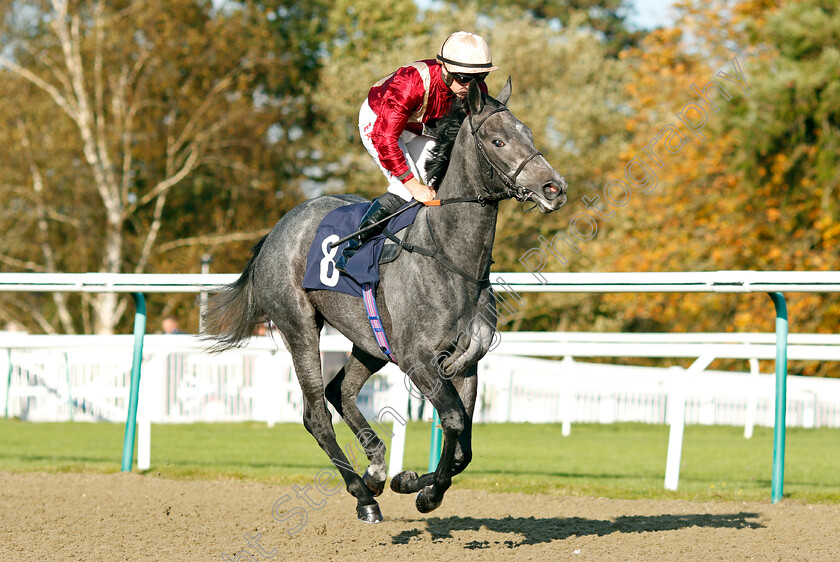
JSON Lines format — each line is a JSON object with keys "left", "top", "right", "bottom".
{"left": 466, "top": 79, "right": 568, "bottom": 213}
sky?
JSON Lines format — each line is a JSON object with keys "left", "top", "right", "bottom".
{"left": 628, "top": 0, "right": 678, "bottom": 29}
{"left": 411, "top": 1, "right": 679, "bottom": 30}
{"left": 212, "top": 1, "right": 679, "bottom": 31}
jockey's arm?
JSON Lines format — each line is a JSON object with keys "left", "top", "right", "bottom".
{"left": 369, "top": 69, "right": 439, "bottom": 200}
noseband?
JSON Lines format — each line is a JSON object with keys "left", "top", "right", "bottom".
{"left": 469, "top": 106, "right": 543, "bottom": 208}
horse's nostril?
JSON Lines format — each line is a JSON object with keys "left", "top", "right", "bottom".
{"left": 543, "top": 183, "right": 561, "bottom": 200}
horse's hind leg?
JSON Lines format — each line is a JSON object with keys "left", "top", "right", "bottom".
{"left": 451, "top": 365, "right": 477, "bottom": 476}
{"left": 282, "top": 333, "right": 383, "bottom": 523}
{"left": 325, "top": 346, "right": 389, "bottom": 496}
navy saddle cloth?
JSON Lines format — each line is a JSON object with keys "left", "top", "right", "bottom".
{"left": 302, "top": 201, "right": 421, "bottom": 297}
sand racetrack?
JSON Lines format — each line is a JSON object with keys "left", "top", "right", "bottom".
{"left": 1, "top": 471, "right": 838, "bottom": 560}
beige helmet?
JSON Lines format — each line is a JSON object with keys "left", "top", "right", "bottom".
{"left": 436, "top": 31, "right": 498, "bottom": 75}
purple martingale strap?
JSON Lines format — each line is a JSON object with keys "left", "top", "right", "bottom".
{"left": 362, "top": 283, "right": 398, "bottom": 364}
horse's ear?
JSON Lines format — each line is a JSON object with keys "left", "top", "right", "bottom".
{"left": 497, "top": 76, "right": 512, "bottom": 106}
{"left": 467, "top": 80, "right": 484, "bottom": 114}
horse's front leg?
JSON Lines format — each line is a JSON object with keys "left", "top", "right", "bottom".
{"left": 391, "top": 364, "right": 477, "bottom": 496}
{"left": 392, "top": 365, "right": 467, "bottom": 513}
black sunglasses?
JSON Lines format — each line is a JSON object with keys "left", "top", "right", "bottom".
{"left": 450, "top": 71, "right": 489, "bottom": 84}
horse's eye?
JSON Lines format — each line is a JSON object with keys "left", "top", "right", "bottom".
{"left": 492, "top": 139, "right": 505, "bottom": 147}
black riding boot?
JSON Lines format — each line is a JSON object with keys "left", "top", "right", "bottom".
{"left": 335, "top": 193, "right": 406, "bottom": 273}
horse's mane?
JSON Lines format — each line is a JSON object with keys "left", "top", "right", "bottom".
{"left": 425, "top": 98, "right": 469, "bottom": 189}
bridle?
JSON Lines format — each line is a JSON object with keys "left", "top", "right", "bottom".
{"left": 468, "top": 106, "right": 544, "bottom": 210}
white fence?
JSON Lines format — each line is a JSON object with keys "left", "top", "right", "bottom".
{"left": 4, "top": 332, "right": 840, "bottom": 430}
{"left": 479, "top": 355, "right": 840, "bottom": 428}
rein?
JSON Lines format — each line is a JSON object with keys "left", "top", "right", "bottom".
{"left": 422, "top": 196, "right": 492, "bottom": 207}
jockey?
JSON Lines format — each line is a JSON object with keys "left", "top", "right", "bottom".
{"left": 336, "top": 31, "right": 497, "bottom": 272}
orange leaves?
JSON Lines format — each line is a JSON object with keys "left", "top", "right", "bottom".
{"left": 820, "top": 222, "right": 840, "bottom": 244}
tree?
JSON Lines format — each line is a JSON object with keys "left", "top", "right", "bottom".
{"left": 0, "top": 0, "right": 316, "bottom": 333}
{"left": 571, "top": 0, "right": 840, "bottom": 375}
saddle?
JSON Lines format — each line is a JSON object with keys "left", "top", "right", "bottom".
{"left": 302, "top": 201, "right": 421, "bottom": 298}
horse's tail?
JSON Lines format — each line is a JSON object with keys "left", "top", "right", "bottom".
{"left": 202, "top": 236, "right": 269, "bottom": 352}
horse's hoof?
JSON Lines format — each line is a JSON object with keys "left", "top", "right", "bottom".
{"left": 390, "top": 470, "right": 419, "bottom": 494}
{"left": 356, "top": 503, "right": 383, "bottom": 524}
{"left": 363, "top": 470, "right": 385, "bottom": 497}
{"left": 415, "top": 485, "right": 443, "bottom": 514}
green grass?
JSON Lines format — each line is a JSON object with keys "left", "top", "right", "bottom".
{"left": 1, "top": 418, "right": 838, "bottom": 503}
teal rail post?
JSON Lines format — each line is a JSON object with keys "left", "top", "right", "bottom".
{"left": 121, "top": 293, "right": 147, "bottom": 472}
{"left": 768, "top": 292, "right": 788, "bottom": 503}
{"left": 428, "top": 408, "right": 443, "bottom": 473}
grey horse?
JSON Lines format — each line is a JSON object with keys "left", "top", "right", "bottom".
{"left": 203, "top": 79, "right": 567, "bottom": 523}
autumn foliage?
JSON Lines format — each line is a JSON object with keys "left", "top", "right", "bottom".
{"left": 569, "top": 0, "right": 840, "bottom": 375}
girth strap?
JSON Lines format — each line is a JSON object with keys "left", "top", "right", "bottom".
{"left": 363, "top": 283, "right": 398, "bottom": 364}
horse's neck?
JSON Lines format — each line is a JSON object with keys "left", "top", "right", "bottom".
{"left": 425, "top": 149, "right": 498, "bottom": 281}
